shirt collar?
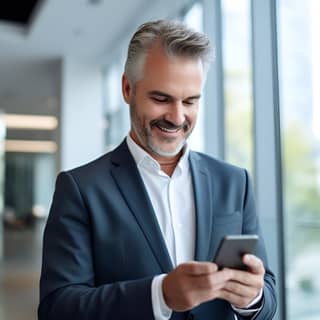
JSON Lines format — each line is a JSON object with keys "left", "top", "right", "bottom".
{"left": 126, "top": 134, "right": 190, "bottom": 174}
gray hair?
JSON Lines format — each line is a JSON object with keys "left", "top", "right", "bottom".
{"left": 124, "top": 19, "right": 213, "bottom": 86}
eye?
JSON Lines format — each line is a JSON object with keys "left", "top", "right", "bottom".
{"left": 151, "top": 96, "right": 169, "bottom": 103}
{"left": 183, "top": 99, "right": 196, "bottom": 106}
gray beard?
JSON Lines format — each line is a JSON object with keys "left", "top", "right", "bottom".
{"left": 129, "top": 99, "right": 191, "bottom": 158}
{"left": 146, "top": 133, "right": 186, "bottom": 157}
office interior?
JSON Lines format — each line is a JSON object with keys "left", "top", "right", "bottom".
{"left": 0, "top": 0, "right": 319, "bottom": 319}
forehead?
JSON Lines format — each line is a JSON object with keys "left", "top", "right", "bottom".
{"left": 136, "top": 44, "right": 204, "bottom": 97}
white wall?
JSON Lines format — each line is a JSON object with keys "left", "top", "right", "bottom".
{"left": 59, "top": 57, "right": 105, "bottom": 171}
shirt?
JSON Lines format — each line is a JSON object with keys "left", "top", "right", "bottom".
{"left": 126, "top": 135, "right": 195, "bottom": 266}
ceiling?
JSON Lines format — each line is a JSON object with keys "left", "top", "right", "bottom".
{"left": 0, "top": 0, "right": 151, "bottom": 65}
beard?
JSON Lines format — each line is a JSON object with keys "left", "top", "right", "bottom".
{"left": 129, "top": 100, "right": 193, "bottom": 158}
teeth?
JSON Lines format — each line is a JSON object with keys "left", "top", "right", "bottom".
{"left": 158, "top": 126, "right": 179, "bottom": 133}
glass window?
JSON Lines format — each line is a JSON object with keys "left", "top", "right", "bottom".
{"left": 183, "top": 2, "right": 205, "bottom": 152}
{"left": 183, "top": 2, "right": 203, "bottom": 31}
{"left": 4, "top": 153, "right": 55, "bottom": 220}
{"left": 278, "top": 1, "right": 320, "bottom": 319}
{"left": 222, "top": 0, "right": 254, "bottom": 175}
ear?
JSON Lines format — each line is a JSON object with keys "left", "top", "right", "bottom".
{"left": 122, "top": 74, "right": 132, "bottom": 104}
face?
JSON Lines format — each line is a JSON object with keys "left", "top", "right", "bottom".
{"left": 122, "top": 44, "right": 204, "bottom": 161}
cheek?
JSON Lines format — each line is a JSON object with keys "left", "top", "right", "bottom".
{"left": 143, "top": 105, "right": 166, "bottom": 122}
{"left": 133, "top": 106, "right": 158, "bottom": 130}
{"left": 135, "top": 96, "right": 161, "bottom": 118}
{"left": 187, "top": 108, "right": 198, "bottom": 124}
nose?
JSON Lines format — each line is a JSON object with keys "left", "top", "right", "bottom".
{"left": 166, "top": 101, "right": 185, "bottom": 126}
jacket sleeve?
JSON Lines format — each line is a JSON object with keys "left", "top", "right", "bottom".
{"left": 237, "top": 170, "right": 277, "bottom": 320}
{"left": 38, "top": 172, "right": 154, "bottom": 320}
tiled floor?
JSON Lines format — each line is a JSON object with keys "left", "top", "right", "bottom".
{"left": 0, "top": 220, "right": 44, "bottom": 320}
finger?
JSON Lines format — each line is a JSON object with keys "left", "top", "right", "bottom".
{"left": 218, "top": 289, "right": 257, "bottom": 308}
{"left": 223, "top": 280, "right": 260, "bottom": 299}
{"left": 223, "top": 268, "right": 264, "bottom": 289}
{"left": 179, "top": 261, "right": 218, "bottom": 275}
{"left": 190, "top": 269, "right": 234, "bottom": 290}
{"left": 243, "top": 254, "right": 265, "bottom": 275}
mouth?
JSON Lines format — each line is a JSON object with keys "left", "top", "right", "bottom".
{"left": 155, "top": 124, "right": 181, "bottom": 133}
{"left": 151, "top": 119, "right": 188, "bottom": 135}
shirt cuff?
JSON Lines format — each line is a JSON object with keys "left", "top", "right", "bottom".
{"left": 151, "top": 274, "right": 173, "bottom": 320}
{"left": 231, "top": 288, "right": 264, "bottom": 317}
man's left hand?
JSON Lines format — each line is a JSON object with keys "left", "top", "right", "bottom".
{"left": 219, "top": 254, "right": 265, "bottom": 308}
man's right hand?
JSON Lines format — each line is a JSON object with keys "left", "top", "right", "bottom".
{"left": 162, "top": 261, "right": 228, "bottom": 311}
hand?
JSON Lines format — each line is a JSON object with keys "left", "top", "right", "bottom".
{"left": 219, "top": 254, "right": 265, "bottom": 308}
{"left": 162, "top": 255, "right": 265, "bottom": 312}
{"left": 162, "top": 261, "right": 232, "bottom": 311}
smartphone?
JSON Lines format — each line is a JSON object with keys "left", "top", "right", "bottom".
{"left": 213, "top": 235, "right": 259, "bottom": 270}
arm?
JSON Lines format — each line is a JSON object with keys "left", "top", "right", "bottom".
{"left": 38, "top": 172, "right": 154, "bottom": 320}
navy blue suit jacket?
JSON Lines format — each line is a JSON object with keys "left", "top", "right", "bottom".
{"left": 38, "top": 140, "right": 276, "bottom": 320}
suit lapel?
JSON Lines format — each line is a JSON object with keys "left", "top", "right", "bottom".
{"left": 110, "top": 141, "right": 173, "bottom": 273}
{"left": 189, "top": 152, "right": 214, "bottom": 262}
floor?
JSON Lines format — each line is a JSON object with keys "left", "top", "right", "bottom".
{"left": 0, "top": 220, "right": 44, "bottom": 320}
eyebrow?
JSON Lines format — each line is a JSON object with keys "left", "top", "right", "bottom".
{"left": 148, "top": 90, "right": 201, "bottom": 100}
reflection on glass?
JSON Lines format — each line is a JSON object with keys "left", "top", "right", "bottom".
{"left": 183, "top": 2, "right": 204, "bottom": 152}
{"left": 278, "top": 0, "right": 320, "bottom": 319}
{"left": 222, "top": 0, "right": 253, "bottom": 175}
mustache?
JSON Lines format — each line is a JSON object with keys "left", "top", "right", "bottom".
{"left": 150, "top": 118, "right": 190, "bottom": 132}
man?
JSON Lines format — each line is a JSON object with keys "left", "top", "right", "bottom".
{"left": 39, "top": 20, "right": 277, "bottom": 320}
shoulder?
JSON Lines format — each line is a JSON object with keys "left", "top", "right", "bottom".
{"left": 59, "top": 140, "right": 132, "bottom": 185}
{"left": 189, "top": 151, "right": 253, "bottom": 197}
{"left": 189, "top": 150, "right": 247, "bottom": 178}
{"left": 69, "top": 151, "right": 114, "bottom": 176}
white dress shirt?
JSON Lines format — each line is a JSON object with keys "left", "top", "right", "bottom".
{"left": 126, "top": 135, "right": 262, "bottom": 320}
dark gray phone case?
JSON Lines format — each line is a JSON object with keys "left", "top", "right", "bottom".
{"left": 213, "top": 235, "right": 258, "bottom": 270}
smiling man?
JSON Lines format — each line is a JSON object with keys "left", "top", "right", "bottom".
{"left": 39, "top": 20, "right": 277, "bottom": 320}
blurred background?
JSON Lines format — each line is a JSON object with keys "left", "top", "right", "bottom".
{"left": 0, "top": 0, "right": 319, "bottom": 319}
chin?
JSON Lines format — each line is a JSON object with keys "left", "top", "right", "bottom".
{"left": 149, "top": 142, "right": 185, "bottom": 158}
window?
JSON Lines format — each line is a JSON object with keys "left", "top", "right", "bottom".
{"left": 278, "top": 1, "right": 320, "bottom": 319}
{"left": 183, "top": 2, "right": 205, "bottom": 152}
{"left": 222, "top": 0, "right": 254, "bottom": 175}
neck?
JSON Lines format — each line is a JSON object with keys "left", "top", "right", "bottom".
{"left": 157, "top": 153, "right": 181, "bottom": 177}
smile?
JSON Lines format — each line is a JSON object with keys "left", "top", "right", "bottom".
{"left": 156, "top": 125, "right": 181, "bottom": 133}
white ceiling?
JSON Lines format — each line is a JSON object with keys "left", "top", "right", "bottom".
{"left": 0, "top": 0, "right": 153, "bottom": 64}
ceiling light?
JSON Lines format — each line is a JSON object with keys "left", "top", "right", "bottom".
{"left": 3, "top": 114, "right": 58, "bottom": 130}
{"left": 5, "top": 140, "right": 57, "bottom": 153}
